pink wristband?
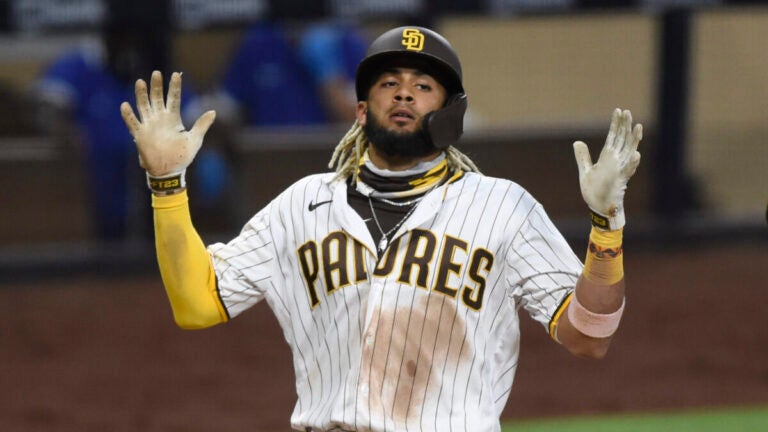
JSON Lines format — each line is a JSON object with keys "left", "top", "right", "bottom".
{"left": 567, "top": 292, "right": 625, "bottom": 338}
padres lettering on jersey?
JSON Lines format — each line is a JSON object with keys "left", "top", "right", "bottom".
{"left": 297, "top": 229, "right": 493, "bottom": 311}
{"left": 207, "top": 172, "right": 582, "bottom": 431}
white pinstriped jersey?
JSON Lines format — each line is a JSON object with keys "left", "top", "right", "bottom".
{"left": 208, "top": 171, "right": 582, "bottom": 431}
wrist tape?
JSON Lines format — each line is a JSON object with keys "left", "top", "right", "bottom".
{"left": 147, "top": 170, "right": 186, "bottom": 196}
{"left": 583, "top": 227, "right": 624, "bottom": 285}
{"left": 568, "top": 291, "right": 625, "bottom": 338}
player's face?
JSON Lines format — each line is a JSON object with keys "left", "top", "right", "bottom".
{"left": 358, "top": 67, "right": 447, "bottom": 134}
{"left": 357, "top": 67, "right": 447, "bottom": 165}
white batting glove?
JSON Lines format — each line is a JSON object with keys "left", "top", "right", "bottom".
{"left": 120, "top": 70, "right": 216, "bottom": 193}
{"left": 573, "top": 108, "right": 642, "bottom": 231}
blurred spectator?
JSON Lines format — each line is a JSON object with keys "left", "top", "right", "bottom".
{"left": 32, "top": 0, "right": 230, "bottom": 240}
{"left": 208, "top": 19, "right": 368, "bottom": 127}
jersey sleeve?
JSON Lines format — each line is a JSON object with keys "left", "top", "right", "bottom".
{"left": 505, "top": 202, "right": 582, "bottom": 332}
{"left": 207, "top": 200, "right": 280, "bottom": 319}
{"left": 207, "top": 174, "right": 333, "bottom": 319}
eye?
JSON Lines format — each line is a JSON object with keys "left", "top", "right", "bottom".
{"left": 416, "top": 83, "right": 432, "bottom": 91}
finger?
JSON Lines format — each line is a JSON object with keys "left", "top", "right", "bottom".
{"left": 623, "top": 151, "right": 641, "bottom": 177}
{"left": 189, "top": 110, "right": 217, "bottom": 140}
{"left": 618, "top": 122, "right": 642, "bottom": 166}
{"left": 135, "top": 78, "right": 151, "bottom": 122}
{"left": 603, "top": 108, "right": 621, "bottom": 153}
{"left": 627, "top": 122, "right": 642, "bottom": 154}
{"left": 166, "top": 71, "right": 182, "bottom": 115}
{"left": 150, "top": 70, "right": 165, "bottom": 112}
{"left": 573, "top": 141, "right": 593, "bottom": 179}
{"left": 618, "top": 109, "right": 633, "bottom": 153}
{"left": 120, "top": 101, "right": 141, "bottom": 137}
{"left": 612, "top": 109, "right": 629, "bottom": 154}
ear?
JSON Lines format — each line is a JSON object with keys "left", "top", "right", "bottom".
{"left": 356, "top": 101, "right": 367, "bottom": 126}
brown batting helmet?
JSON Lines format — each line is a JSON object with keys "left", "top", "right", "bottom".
{"left": 355, "top": 26, "right": 467, "bottom": 149}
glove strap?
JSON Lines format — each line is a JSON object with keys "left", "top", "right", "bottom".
{"left": 147, "top": 170, "right": 187, "bottom": 196}
{"left": 589, "top": 208, "right": 625, "bottom": 231}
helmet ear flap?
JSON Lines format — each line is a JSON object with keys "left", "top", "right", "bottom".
{"left": 422, "top": 93, "right": 467, "bottom": 149}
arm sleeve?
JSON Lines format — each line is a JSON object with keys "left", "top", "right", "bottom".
{"left": 152, "top": 191, "right": 229, "bottom": 329}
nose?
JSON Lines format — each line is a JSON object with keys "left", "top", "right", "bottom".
{"left": 393, "top": 89, "right": 414, "bottom": 103}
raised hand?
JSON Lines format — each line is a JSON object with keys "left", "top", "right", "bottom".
{"left": 120, "top": 70, "right": 216, "bottom": 178}
{"left": 573, "top": 108, "right": 642, "bottom": 231}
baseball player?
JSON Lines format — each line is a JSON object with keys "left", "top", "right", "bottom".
{"left": 121, "top": 26, "right": 641, "bottom": 432}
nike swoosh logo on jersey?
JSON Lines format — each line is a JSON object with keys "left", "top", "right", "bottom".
{"left": 308, "top": 199, "right": 332, "bottom": 211}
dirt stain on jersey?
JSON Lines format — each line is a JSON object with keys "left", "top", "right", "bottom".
{"left": 360, "top": 291, "right": 473, "bottom": 429}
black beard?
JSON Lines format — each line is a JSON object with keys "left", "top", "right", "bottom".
{"left": 364, "top": 110, "right": 436, "bottom": 158}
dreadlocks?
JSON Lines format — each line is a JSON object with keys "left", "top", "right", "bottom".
{"left": 328, "top": 120, "right": 480, "bottom": 184}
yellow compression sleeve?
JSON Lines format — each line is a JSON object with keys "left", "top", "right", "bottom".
{"left": 152, "top": 191, "right": 228, "bottom": 329}
{"left": 583, "top": 227, "right": 624, "bottom": 285}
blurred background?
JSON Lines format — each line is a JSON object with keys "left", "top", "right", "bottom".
{"left": 0, "top": 0, "right": 765, "bottom": 257}
{"left": 0, "top": 0, "right": 766, "bottom": 431}
{"left": 0, "top": 0, "right": 766, "bottom": 256}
